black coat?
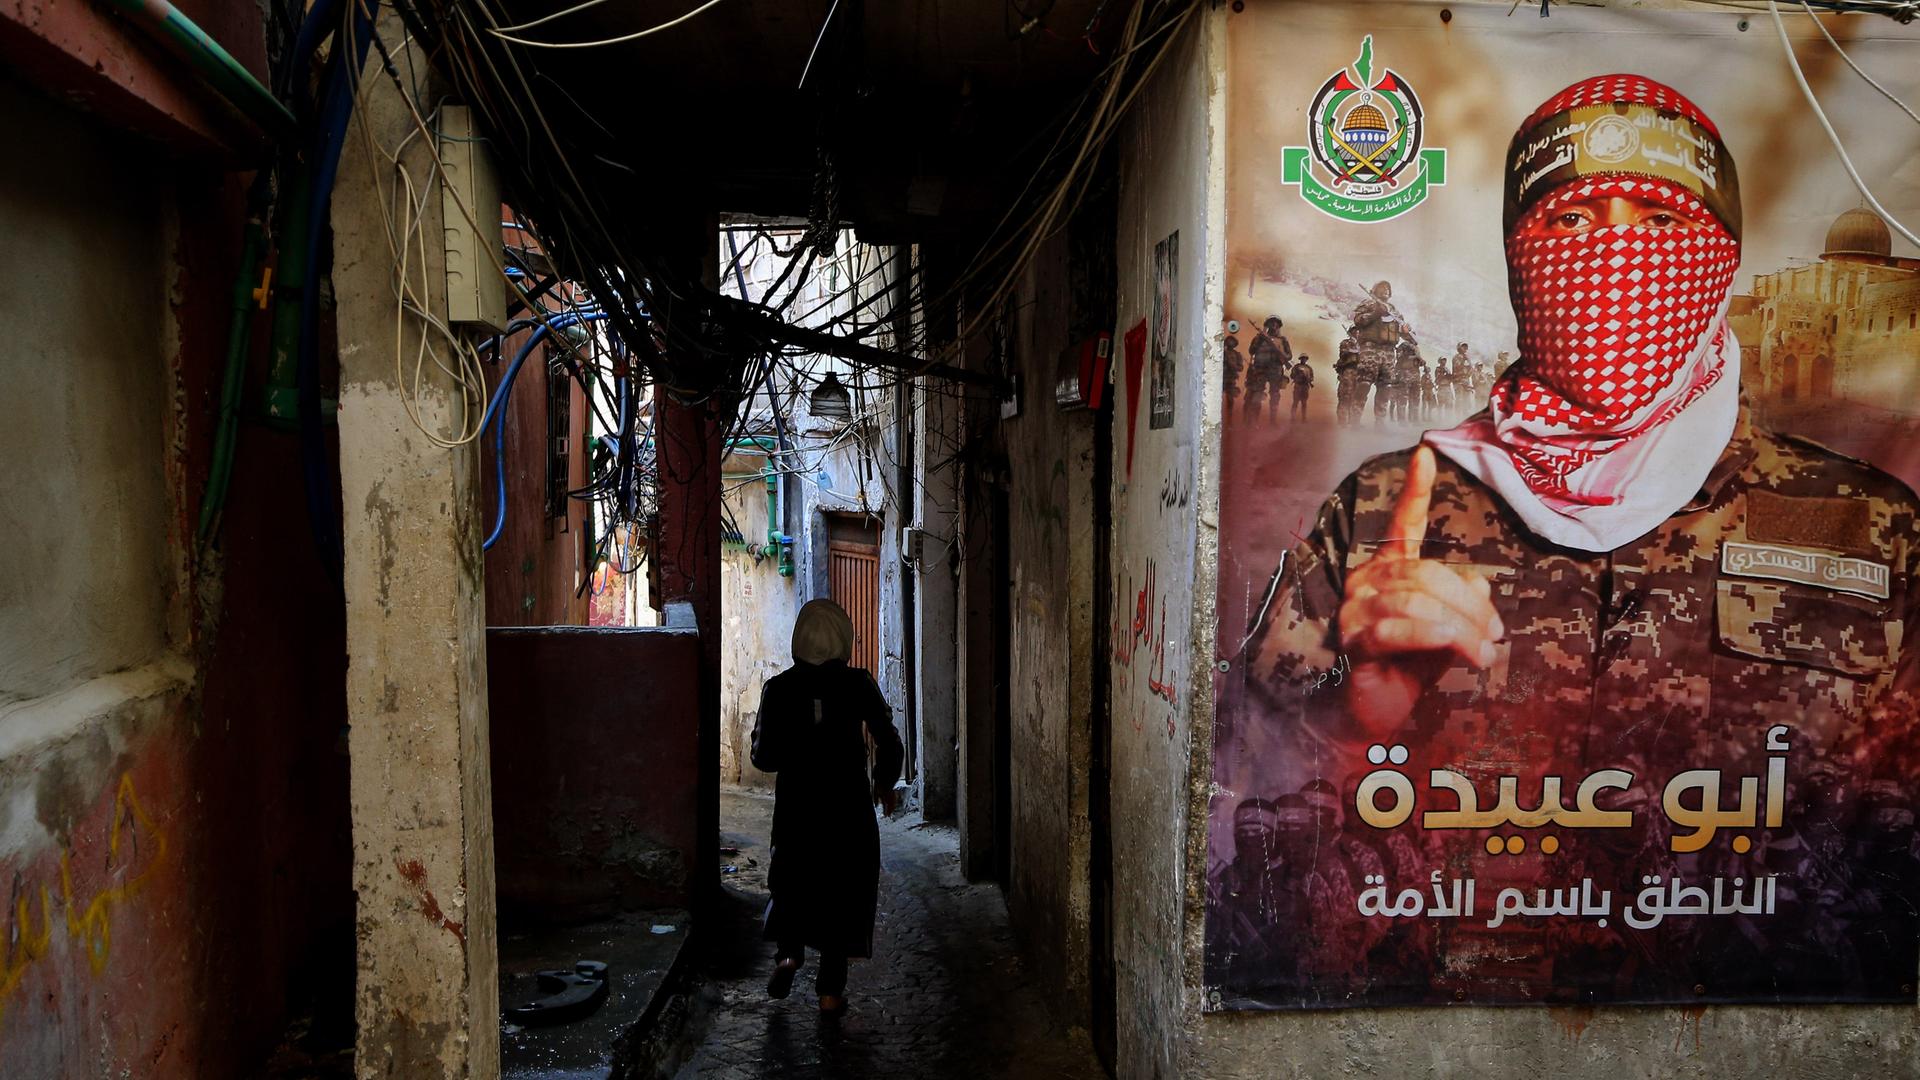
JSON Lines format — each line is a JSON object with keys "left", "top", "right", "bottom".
{"left": 751, "top": 659, "right": 905, "bottom": 958}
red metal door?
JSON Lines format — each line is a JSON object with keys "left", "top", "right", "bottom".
{"left": 828, "top": 537, "right": 880, "bottom": 675}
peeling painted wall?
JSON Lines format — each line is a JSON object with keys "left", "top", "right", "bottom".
{"left": 331, "top": 14, "right": 501, "bottom": 1074}
{"left": 1105, "top": 9, "right": 1227, "bottom": 1077}
{"left": 1002, "top": 228, "right": 1100, "bottom": 1027}
{"left": 720, "top": 451, "right": 799, "bottom": 789}
{"left": 0, "top": 45, "right": 352, "bottom": 1078}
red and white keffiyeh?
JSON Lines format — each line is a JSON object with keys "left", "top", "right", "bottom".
{"left": 1426, "top": 80, "right": 1743, "bottom": 552}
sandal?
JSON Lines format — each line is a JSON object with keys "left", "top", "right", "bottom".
{"left": 818, "top": 994, "right": 846, "bottom": 1016}
{"left": 767, "top": 959, "right": 800, "bottom": 999}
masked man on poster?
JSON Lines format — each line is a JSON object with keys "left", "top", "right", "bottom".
{"left": 1240, "top": 76, "right": 1920, "bottom": 1002}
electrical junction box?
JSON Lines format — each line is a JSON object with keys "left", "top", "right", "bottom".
{"left": 439, "top": 105, "right": 506, "bottom": 333}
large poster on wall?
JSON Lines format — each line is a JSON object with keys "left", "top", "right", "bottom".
{"left": 1209, "top": 0, "right": 1920, "bottom": 1009}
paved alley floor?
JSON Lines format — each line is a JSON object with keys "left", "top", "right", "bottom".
{"left": 670, "top": 789, "right": 1108, "bottom": 1079}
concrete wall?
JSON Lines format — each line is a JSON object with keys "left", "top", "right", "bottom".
{"left": 0, "top": 93, "right": 169, "bottom": 703}
{"left": 954, "top": 326, "right": 1006, "bottom": 883}
{"left": 487, "top": 627, "right": 701, "bottom": 923}
{"left": 1002, "top": 230, "right": 1101, "bottom": 1027}
{"left": 0, "top": 37, "right": 354, "bottom": 1078}
{"left": 720, "top": 450, "right": 796, "bottom": 789}
{"left": 1105, "top": 10, "right": 1226, "bottom": 1078}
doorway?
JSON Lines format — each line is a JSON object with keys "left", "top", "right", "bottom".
{"left": 1812, "top": 354, "right": 1835, "bottom": 399}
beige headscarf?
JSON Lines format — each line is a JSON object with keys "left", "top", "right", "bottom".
{"left": 792, "top": 598, "right": 855, "bottom": 665}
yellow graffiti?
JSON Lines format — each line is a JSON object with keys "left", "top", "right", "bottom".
{"left": 0, "top": 774, "right": 167, "bottom": 1027}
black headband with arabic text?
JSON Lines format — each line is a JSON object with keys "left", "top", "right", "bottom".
{"left": 1504, "top": 102, "right": 1742, "bottom": 240}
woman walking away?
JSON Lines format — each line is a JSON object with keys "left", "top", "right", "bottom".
{"left": 751, "top": 599, "right": 905, "bottom": 1015}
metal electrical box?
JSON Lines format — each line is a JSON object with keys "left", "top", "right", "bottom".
{"left": 439, "top": 105, "right": 506, "bottom": 332}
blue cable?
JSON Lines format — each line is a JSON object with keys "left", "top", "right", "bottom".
{"left": 282, "top": 0, "right": 343, "bottom": 108}
{"left": 296, "top": 0, "right": 377, "bottom": 583}
{"left": 482, "top": 312, "right": 606, "bottom": 550}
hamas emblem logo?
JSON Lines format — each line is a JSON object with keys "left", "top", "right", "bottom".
{"left": 1281, "top": 36, "right": 1448, "bottom": 224}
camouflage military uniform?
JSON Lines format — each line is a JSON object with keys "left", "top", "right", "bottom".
{"left": 1446, "top": 360, "right": 1475, "bottom": 414}
{"left": 1334, "top": 336, "right": 1362, "bottom": 427}
{"left": 1471, "top": 360, "right": 1494, "bottom": 399}
{"left": 1223, "top": 338, "right": 1244, "bottom": 407}
{"left": 1250, "top": 410, "right": 1920, "bottom": 752}
{"left": 1233, "top": 410, "right": 1920, "bottom": 1001}
{"left": 1389, "top": 345, "right": 1424, "bottom": 425}
{"left": 1350, "top": 296, "right": 1403, "bottom": 424}
{"left": 1288, "top": 360, "right": 1314, "bottom": 421}
{"left": 1244, "top": 330, "right": 1292, "bottom": 423}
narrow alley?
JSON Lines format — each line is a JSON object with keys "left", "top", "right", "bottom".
{"left": 663, "top": 792, "right": 1105, "bottom": 1080}
{"left": 5, "top": 0, "right": 1920, "bottom": 1078}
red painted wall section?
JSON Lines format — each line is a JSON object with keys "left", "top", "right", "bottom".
{"left": 1, "top": 715, "right": 193, "bottom": 1072}
{"left": 481, "top": 332, "right": 594, "bottom": 626}
{"left": 0, "top": 5, "right": 352, "bottom": 1075}
{"left": 487, "top": 627, "right": 702, "bottom": 924}
{"left": 483, "top": 216, "right": 595, "bottom": 626}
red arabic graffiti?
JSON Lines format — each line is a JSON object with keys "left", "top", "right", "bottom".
{"left": 1114, "top": 559, "right": 1179, "bottom": 706}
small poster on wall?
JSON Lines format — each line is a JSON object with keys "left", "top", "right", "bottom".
{"left": 1150, "top": 230, "right": 1179, "bottom": 429}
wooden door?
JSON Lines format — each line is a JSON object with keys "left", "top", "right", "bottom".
{"left": 827, "top": 521, "right": 881, "bottom": 676}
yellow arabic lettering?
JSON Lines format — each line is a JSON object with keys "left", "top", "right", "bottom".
{"left": 0, "top": 774, "right": 166, "bottom": 1029}
{"left": 1663, "top": 769, "right": 1758, "bottom": 853}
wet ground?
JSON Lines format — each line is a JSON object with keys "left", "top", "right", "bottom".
{"left": 500, "top": 909, "right": 689, "bottom": 1079}
{"left": 664, "top": 788, "right": 1108, "bottom": 1079}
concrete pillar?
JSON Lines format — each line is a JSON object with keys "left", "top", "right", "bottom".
{"left": 331, "top": 14, "right": 499, "bottom": 1078}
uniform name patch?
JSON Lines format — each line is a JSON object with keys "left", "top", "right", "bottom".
{"left": 1746, "top": 490, "right": 1873, "bottom": 555}
{"left": 1721, "top": 541, "right": 1890, "bottom": 600}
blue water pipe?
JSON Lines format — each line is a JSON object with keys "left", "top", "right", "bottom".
{"left": 297, "top": 0, "right": 378, "bottom": 581}
{"left": 482, "top": 311, "right": 607, "bottom": 550}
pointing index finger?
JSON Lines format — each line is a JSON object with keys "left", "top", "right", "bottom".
{"left": 1385, "top": 445, "right": 1437, "bottom": 561}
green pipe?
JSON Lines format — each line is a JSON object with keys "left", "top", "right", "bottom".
{"left": 768, "top": 469, "right": 793, "bottom": 578}
{"left": 263, "top": 168, "right": 332, "bottom": 429}
{"left": 100, "top": 0, "right": 296, "bottom": 139}
{"left": 194, "top": 177, "right": 271, "bottom": 546}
